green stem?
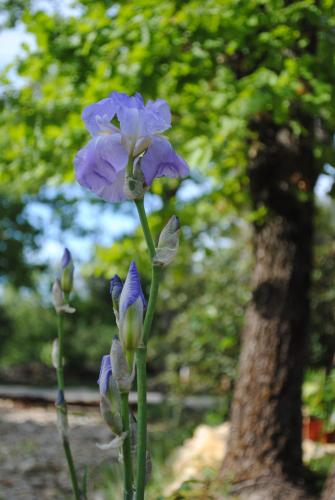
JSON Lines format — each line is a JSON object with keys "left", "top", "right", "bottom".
{"left": 135, "top": 199, "right": 156, "bottom": 260}
{"left": 120, "top": 392, "right": 133, "bottom": 500}
{"left": 135, "top": 346, "right": 147, "bottom": 500}
{"left": 56, "top": 313, "right": 81, "bottom": 500}
{"left": 134, "top": 199, "right": 162, "bottom": 500}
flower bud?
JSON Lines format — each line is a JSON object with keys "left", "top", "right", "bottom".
{"left": 153, "top": 215, "right": 180, "bottom": 267}
{"left": 118, "top": 261, "right": 146, "bottom": 354}
{"left": 110, "top": 337, "right": 134, "bottom": 393}
{"left": 100, "top": 395, "right": 123, "bottom": 435}
{"left": 60, "top": 248, "right": 74, "bottom": 294}
{"left": 110, "top": 275, "right": 123, "bottom": 327}
{"left": 98, "top": 354, "right": 113, "bottom": 396}
{"left": 97, "top": 355, "right": 123, "bottom": 434}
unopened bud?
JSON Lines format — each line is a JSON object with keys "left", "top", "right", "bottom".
{"left": 110, "top": 337, "right": 134, "bottom": 393}
{"left": 60, "top": 248, "right": 74, "bottom": 294}
{"left": 119, "top": 261, "right": 146, "bottom": 355}
{"left": 100, "top": 395, "right": 123, "bottom": 435}
{"left": 153, "top": 215, "right": 180, "bottom": 267}
{"left": 110, "top": 275, "right": 123, "bottom": 327}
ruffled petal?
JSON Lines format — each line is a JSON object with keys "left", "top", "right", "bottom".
{"left": 82, "top": 98, "right": 118, "bottom": 136}
{"left": 95, "top": 134, "right": 128, "bottom": 172}
{"left": 117, "top": 107, "right": 144, "bottom": 140}
{"left": 74, "top": 135, "right": 129, "bottom": 202}
{"left": 140, "top": 136, "right": 190, "bottom": 186}
{"left": 142, "top": 99, "right": 171, "bottom": 135}
{"left": 96, "top": 169, "right": 127, "bottom": 203}
{"left": 109, "top": 91, "right": 145, "bottom": 110}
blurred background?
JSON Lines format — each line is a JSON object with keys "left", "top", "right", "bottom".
{"left": 1, "top": 0, "right": 335, "bottom": 498}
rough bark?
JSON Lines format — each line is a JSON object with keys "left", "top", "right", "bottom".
{"left": 222, "top": 117, "right": 318, "bottom": 498}
{"left": 322, "top": 467, "right": 335, "bottom": 500}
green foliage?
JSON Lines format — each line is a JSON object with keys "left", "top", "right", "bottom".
{"left": 310, "top": 201, "right": 335, "bottom": 369}
{"left": 0, "top": 194, "right": 41, "bottom": 287}
{"left": 303, "top": 369, "right": 335, "bottom": 428}
{"left": 1, "top": 0, "right": 335, "bottom": 400}
{"left": 1, "top": 0, "right": 335, "bottom": 198}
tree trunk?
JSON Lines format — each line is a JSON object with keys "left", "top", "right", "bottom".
{"left": 322, "top": 467, "right": 335, "bottom": 500}
{"left": 222, "top": 117, "right": 318, "bottom": 499}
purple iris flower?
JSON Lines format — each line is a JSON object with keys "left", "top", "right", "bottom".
{"left": 74, "top": 91, "right": 190, "bottom": 202}
{"left": 119, "top": 261, "right": 146, "bottom": 350}
{"left": 98, "top": 355, "right": 113, "bottom": 395}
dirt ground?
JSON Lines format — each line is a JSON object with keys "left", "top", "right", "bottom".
{"left": 0, "top": 399, "right": 117, "bottom": 500}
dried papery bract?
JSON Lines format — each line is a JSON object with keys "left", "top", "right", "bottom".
{"left": 154, "top": 215, "right": 180, "bottom": 267}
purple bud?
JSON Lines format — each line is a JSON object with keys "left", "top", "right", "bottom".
{"left": 98, "top": 355, "right": 113, "bottom": 395}
{"left": 119, "top": 261, "right": 146, "bottom": 352}
{"left": 110, "top": 275, "right": 123, "bottom": 303}
{"left": 110, "top": 275, "right": 123, "bottom": 326}
{"left": 60, "top": 248, "right": 74, "bottom": 294}
{"left": 61, "top": 248, "right": 72, "bottom": 269}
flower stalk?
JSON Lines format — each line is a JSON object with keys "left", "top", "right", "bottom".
{"left": 55, "top": 307, "right": 81, "bottom": 500}
{"left": 120, "top": 392, "right": 133, "bottom": 500}
{"left": 134, "top": 199, "right": 162, "bottom": 500}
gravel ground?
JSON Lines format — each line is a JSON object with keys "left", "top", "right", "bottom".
{"left": 0, "top": 399, "right": 118, "bottom": 500}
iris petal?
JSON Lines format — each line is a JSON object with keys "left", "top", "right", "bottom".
{"left": 82, "top": 98, "right": 118, "bottom": 136}
{"left": 143, "top": 99, "right": 171, "bottom": 135}
{"left": 75, "top": 135, "right": 129, "bottom": 202}
{"left": 140, "top": 136, "right": 190, "bottom": 185}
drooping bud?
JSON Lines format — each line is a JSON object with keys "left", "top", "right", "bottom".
{"left": 124, "top": 157, "right": 146, "bottom": 200}
{"left": 52, "top": 279, "right": 76, "bottom": 315}
{"left": 110, "top": 275, "right": 123, "bottom": 326}
{"left": 118, "top": 261, "right": 146, "bottom": 355}
{"left": 60, "top": 248, "right": 74, "bottom": 294}
{"left": 153, "top": 215, "right": 180, "bottom": 267}
{"left": 110, "top": 337, "right": 134, "bottom": 393}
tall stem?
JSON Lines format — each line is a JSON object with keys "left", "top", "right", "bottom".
{"left": 135, "top": 199, "right": 155, "bottom": 260}
{"left": 56, "top": 313, "right": 81, "bottom": 500}
{"left": 134, "top": 199, "right": 161, "bottom": 500}
{"left": 120, "top": 392, "right": 133, "bottom": 500}
{"left": 135, "top": 345, "right": 147, "bottom": 499}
